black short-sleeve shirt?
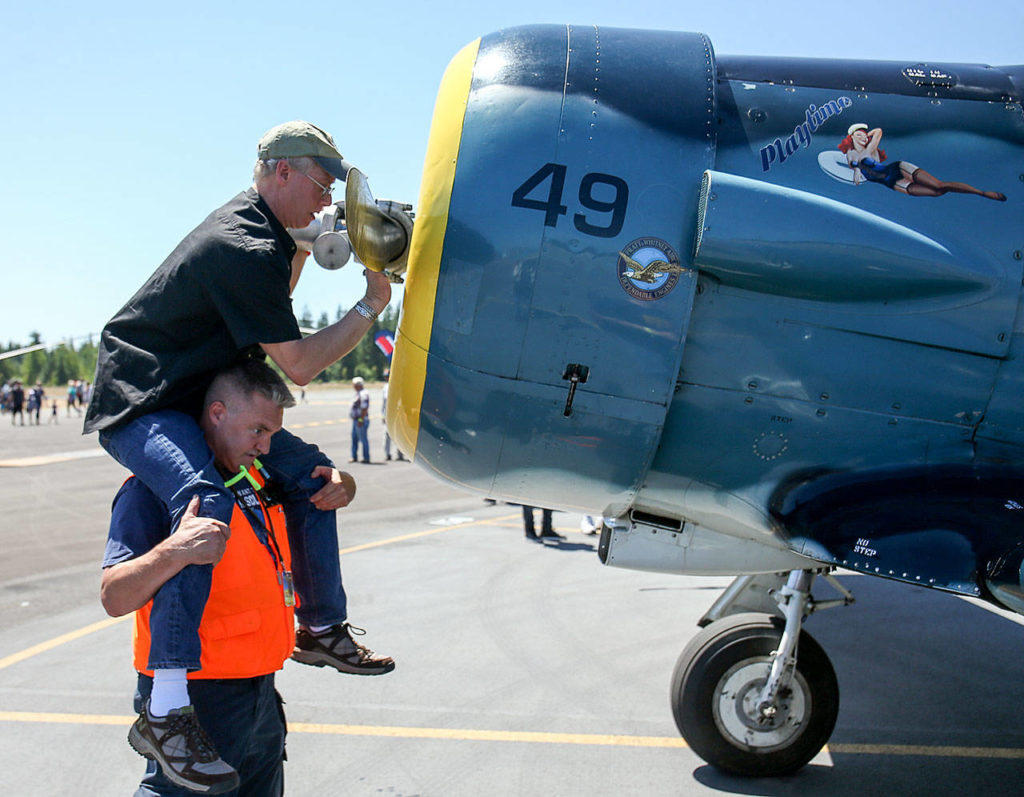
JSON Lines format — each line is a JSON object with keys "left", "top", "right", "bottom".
{"left": 84, "top": 189, "right": 300, "bottom": 433}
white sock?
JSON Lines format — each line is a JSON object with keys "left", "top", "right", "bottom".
{"left": 149, "top": 669, "right": 190, "bottom": 717}
{"left": 308, "top": 624, "right": 335, "bottom": 634}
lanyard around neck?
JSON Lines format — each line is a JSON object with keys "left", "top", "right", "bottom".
{"left": 224, "top": 458, "right": 265, "bottom": 490}
{"left": 224, "top": 461, "right": 285, "bottom": 565}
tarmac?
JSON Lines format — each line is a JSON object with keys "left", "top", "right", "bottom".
{"left": 3, "top": 387, "right": 1024, "bottom": 796}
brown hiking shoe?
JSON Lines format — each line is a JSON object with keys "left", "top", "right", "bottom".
{"left": 128, "top": 701, "right": 239, "bottom": 794}
{"left": 292, "top": 623, "right": 395, "bottom": 675}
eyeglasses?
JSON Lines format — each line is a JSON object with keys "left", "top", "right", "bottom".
{"left": 295, "top": 167, "right": 334, "bottom": 199}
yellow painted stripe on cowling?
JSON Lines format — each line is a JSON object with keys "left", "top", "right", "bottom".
{"left": 388, "top": 37, "right": 480, "bottom": 457}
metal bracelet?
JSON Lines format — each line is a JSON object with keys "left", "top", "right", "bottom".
{"left": 353, "top": 300, "right": 378, "bottom": 321}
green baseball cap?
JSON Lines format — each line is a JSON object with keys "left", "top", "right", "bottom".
{"left": 257, "top": 120, "right": 353, "bottom": 181}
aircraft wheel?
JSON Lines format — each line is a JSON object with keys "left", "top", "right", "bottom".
{"left": 670, "top": 612, "right": 839, "bottom": 777}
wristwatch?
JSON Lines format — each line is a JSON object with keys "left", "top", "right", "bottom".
{"left": 353, "top": 300, "right": 378, "bottom": 321}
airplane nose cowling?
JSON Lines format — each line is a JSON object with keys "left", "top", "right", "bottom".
{"left": 387, "top": 37, "right": 479, "bottom": 463}
{"left": 389, "top": 25, "right": 716, "bottom": 514}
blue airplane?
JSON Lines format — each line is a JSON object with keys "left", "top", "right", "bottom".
{"left": 302, "top": 24, "right": 1023, "bottom": 777}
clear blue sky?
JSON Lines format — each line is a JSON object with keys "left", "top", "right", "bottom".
{"left": 3, "top": 0, "right": 1020, "bottom": 346}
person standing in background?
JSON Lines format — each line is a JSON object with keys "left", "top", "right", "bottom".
{"left": 350, "top": 377, "right": 371, "bottom": 463}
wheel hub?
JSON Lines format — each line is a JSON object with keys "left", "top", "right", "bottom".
{"left": 713, "top": 657, "right": 809, "bottom": 750}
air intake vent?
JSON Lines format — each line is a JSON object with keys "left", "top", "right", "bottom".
{"left": 693, "top": 170, "right": 712, "bottom": 259}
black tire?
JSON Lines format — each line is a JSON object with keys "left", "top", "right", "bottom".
{"left": 670, "top": 612, "right": 839, "bottom": 777}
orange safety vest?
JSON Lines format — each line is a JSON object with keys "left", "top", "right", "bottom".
{"left": 133, "top": 470, "right": 296, "bottom": 679}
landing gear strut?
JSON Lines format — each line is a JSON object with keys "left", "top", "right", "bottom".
{"left": 670, "top": 570, "right": 847, "bottom": 776}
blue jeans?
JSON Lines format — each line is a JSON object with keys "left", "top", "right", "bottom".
{"left": 134, "top": 673, "right": 285, "bottom": 796}
{"left": 100, "top": 410, "right": 348, "bottom": 669}
{"left": 351, "top": 418, "right": 370, "bottom": 462}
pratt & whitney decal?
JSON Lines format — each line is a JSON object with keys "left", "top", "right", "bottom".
{"left": 617, "top": 238, "right": 684, "bottom": 301}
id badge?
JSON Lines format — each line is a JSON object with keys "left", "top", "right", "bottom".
{"left": 280, "top": 570, "right": 296, "bottom": 607}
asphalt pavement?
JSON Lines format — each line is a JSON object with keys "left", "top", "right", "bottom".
{"left": 2, "top": 388, "right": 1024, "bottom": 796}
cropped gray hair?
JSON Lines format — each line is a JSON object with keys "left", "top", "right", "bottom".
{"left": 204, "top": 358, "right": 296, "bottom": 411}
{"left": 253, "top": 155, "right": 317, "bottom": 182}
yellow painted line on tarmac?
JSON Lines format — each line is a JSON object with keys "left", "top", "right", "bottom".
{"left": 289, "top": 412, "right": 384, "bottom": 431}
{"left": 289, "top": 419, "right": 344, "bottom": 430}
{"left": 826, "top": 743, "right": 1024, "bottom": 759}
{"left": 0, "top": 711, "right": 135, "bottom": 726}
{"left": 338, "top": 514, "right": 517, "bottom": 555}
{"left": 0, "top": 448, "right": 107, "bottom": 467}
{"left": 0, "top": 615, "right": 129, "bottom": 671}
{"left": 288, "top": 722, "right": 688, "bottom": 747}
{"left": 479, "top": 517, "right": 525, "bottom": 528}
{"left": 1, "top": 711, "right": 1023, "bottom": 760}
{"left": 0, "top": 711, "right": 683, "bottom": 747}
{"left": 0, "top": 516, "right": 498, "bottom": 669}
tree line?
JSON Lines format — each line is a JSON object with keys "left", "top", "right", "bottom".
{"left": 0, "top": 333, "right": 97, "bottom": 388}
{"left": 1, "top": 302, "right": 399, "bottom": 388}
{"left": 296, "top": 302, "right": 399, "bottom": 384}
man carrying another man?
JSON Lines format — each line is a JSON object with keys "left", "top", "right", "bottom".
{"left": 87, "top": 122, "right": 395, "bottom": 788}
{"left": 104, "top": 360, "right": 335, "bottom": 794}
